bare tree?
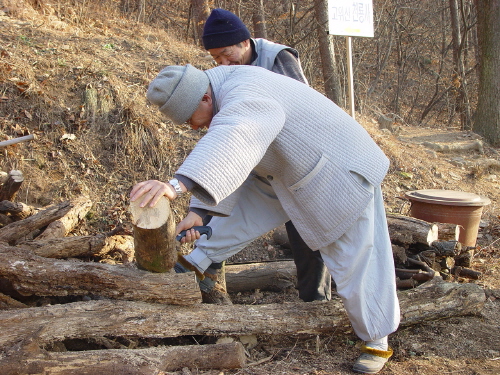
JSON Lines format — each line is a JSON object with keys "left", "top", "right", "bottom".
{"left": 473, "top": 0, "right": 500, "bottom": 145}
{"left": 192, "top": 0, "right": 210, "bottom": 46}
{"left": 313, "top": 0, "right": 343, "bottom": 106}
{"left": 252, "top": 0, "right": 267, "bottom": 39}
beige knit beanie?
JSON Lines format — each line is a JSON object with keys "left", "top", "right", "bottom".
{"left": 147, "top": 64, "right": 210, "bottom": 125}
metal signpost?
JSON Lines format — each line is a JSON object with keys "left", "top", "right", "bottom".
{"left": 327, "top": 0, "right": 374, "bottom": 119}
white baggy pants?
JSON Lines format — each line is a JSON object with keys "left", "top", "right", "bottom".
{"left": 185, "top": 174, "right": 400, "bottom": 341}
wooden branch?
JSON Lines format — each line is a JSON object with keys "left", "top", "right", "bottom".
{"left": 0, "top": 245, "right": 200, "bottom": 305}
{"left": 0, "top": 170, "right": 24, "bottom": 202}
{"left": 36, "top": 196, "right": 92, "bottom": 240}
{"left": 18, "top": 233, "right": 134, "bottom": 261}
{"left": 0, "top": 278, "right": 485, "bottom": 350}
{"left": 0, "top": 200, "right": 38, "bottom": 220}
{"left": 0, "top": 134, "right": 35, "bottom": 148}
{"left": 0, "top": 200, "right": 72, "bottom": 245}
{"left": 387, "top": 213, "right": 438, "bottom": 249}
{"left": 1, "top": 342, "right": 246, "bottom": 374}
{"left": 452, "top": 266, "right": 482, "bottom": 280}
{"left": 129, "top": 196, "right": 176, "bottom": 273}
{"left": 225, "top": 261, "right": 297, "bottom": 293}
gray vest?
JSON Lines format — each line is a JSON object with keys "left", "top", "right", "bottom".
{"left": 251, "top": 38, "right": 299, "bottom": 70}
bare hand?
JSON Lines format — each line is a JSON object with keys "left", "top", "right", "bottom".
{"left": 176, "top": 211, "right": 204, "bottom": 244}
{"left": 130, "top": 180, "right": 175, "bottom": 208}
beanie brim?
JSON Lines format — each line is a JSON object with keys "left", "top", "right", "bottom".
{"left": 203, "top": 28, "right": 251, "bottom": 50}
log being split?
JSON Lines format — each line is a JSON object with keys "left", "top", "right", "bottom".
{"left": 0, "top": 245, "right": 200, "bottom": 305}
{"left": 0, "top": 342, "right": 246, "bottom": 374}
{"left": 129, "top": 196, "right": 176, "bottom": 273}
{"left": 0, "top": 278, "right": 485, "bottom": 350}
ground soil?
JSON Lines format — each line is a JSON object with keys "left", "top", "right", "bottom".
{"left": 0, "top": 3, "right": 499, "bottom": 375}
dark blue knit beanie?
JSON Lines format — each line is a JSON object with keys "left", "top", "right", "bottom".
{"left": 202, "top": 8, "right": 251, "bottom": 50}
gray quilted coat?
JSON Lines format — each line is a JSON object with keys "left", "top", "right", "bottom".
{"left": 177, "top": 65, "right": 389, "bottom": 249}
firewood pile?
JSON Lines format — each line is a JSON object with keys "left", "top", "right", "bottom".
{"left": 0, "top": 170, "right": 487, "bottom": 374}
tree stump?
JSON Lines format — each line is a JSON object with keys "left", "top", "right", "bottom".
{"left": 129, "top": 196, "right": 177, "bottom": 273}
{"left": 0, "top": 170, "right": 24, "bottom": 202}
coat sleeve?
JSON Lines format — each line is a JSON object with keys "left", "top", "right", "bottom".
{"left": 176, "top": 89, "right": 286, "bottom": 206}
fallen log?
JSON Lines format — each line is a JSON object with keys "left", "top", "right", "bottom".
{"left": 0, "top": 278, "right": 485, "bottom": 350}
{"left": 129, "top": 196, "right": 176, "bottom": 273}
{"left": 0, "top": 200, "right": 38, "bottom": 220}
{"left": 387, "top": 213, "right": 438, "bottom": 250}
{"left": 36, "top": 196, "right": 92, "bottom": 240}
{"left": 0, "top": 170, "right": 24, "bottom": 202}
{"left": 0, "top": 200, "right": 72, "bottom": 245}
{"left": 18, "top": 232, "right": 134, "bottom": 261}
{"left": 0, "top": 342, "right": 246, "bottom": 375}
{"left": 0, "top": 245, "right": 200, "bottom": 305}
{"left": 225, "top": 261, "right": 297, "bottom": 293}
{"left": 435, "top": 222, "right": 460, "bottom": 242}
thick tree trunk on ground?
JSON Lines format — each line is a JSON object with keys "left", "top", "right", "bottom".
{"left": 0, "top": 245, "right": 200, "bottom": 305}
{"left": 225, "top": 261, "right": 296, "bottom": 293}
{"left": 129, "top": 196, "right": 176, "bottom": 273}
{"left": 0, "top": 278, "right": 484, "bottom": 350}
{"left": 0, "top": 342, "right": 246, "bottom": 375}
{"left": 36, "top": 196, "right": 92, "bottom": 240}
{"left": 0, "top": 200, "right": 72, "bottom": 245}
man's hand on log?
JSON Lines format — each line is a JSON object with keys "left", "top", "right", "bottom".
{"left": 130, "top": 180, "right": 177, "bottom": 207}
{"left": 176, "top": 212, "right": 203, "bottom": 244}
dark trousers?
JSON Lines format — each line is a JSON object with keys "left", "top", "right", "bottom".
{"left": 285, "top": 221, "right": 332, "bottom": 302}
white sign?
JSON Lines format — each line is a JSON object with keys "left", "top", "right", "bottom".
{"left": 328, "top": 0, "right": 374, "bottom": 38}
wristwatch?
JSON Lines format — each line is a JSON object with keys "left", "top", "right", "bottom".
{"left": 168, "top": 178, "right": 183, "bottom": 197}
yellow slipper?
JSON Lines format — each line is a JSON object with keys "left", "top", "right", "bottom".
{"left": 353, "top": 345, "right": 393, "bottom": 374}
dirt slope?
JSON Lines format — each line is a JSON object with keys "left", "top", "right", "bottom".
{"left": 0, "top": 3, "right": 499, "bottom": 375}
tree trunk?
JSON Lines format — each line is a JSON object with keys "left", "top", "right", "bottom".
{"left": 313, "top": 0, "right": 343, "bottom": 106}
{"left": 252, "top": 0, "right": 267, "bottom": 39}
{"left": 129, "top": 196, "right": 176, "bottom": 273}
{"left": 473, "top": 0, "right": 500, "bottom": 145}
{"left": 191, "top": 0, "right": 210, "bottom": 46}
{"left": 0, "top": 278, "right": 484, "bottom": 350}
{"left": 0, "top": 342, "right": 246, "bottom": 374}
{"left": 0, "top": 245, "right": 200, "bottom": 305}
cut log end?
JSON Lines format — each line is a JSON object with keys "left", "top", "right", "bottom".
{"left": 129, "top": 196, "right": 171, "bottom": 229}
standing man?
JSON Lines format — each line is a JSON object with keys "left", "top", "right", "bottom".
{"left": 186, "top": 8, "right": 331, "bottom": 304}
{"left": 131, "top": 64, "right": 400, "bottom": 374}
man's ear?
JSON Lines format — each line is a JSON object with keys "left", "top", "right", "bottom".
{"left": 202, "top": 92, "right": 212, "bottom": 105}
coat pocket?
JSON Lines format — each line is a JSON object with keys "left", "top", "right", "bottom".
{"left": 289, "top": 155, "right": 329, "bottom": 192}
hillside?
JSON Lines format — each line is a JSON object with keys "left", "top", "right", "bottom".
{"left": 0, "top": 2, "right": 499, "bottom": 375}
